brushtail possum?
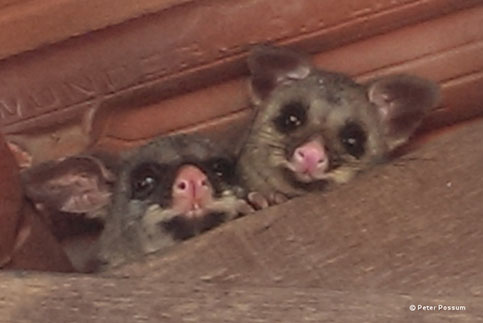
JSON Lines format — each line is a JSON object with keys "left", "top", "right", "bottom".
{"left": 238, "top": 45, "right": 441, "bottom": 206}
{"left": 97, "top": 134, "right": 253, "bottom": 269}
{"left": 22, "top": 135, "right": 253, "bottom": 271}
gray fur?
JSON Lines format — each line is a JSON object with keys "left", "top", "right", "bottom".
{"left": 238, "top": 45, "right": 440, "bottom": 203}
{"left": 97, "top": 134, "right": 252, "bottom": 270}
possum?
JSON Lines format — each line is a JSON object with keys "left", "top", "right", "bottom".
{"left": 22, "top": 135, "right": 253, "bottom": 272}
{"left": 96, "top": 134, "right": 253, "bottom": 270}
{"left": 238, "top": 45, "right": 441, "bottom": 206}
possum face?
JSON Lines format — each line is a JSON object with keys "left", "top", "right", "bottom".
{"left": 98, "top": 135, "right": 252, "bottom": 268}
{"left": 21, "top": 135, "right": 252, "bottom": 271}
{"left": 238, "top": 45, "right": 440, "bottom": 201}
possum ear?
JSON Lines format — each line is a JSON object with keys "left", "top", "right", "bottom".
{"left": 248, "top": 45, "right": 312, "bottom": 104}
{"left": 367, "top": 74, "right": 441, "bottom": 150}
{"left": 21, "top": 155, "right": 117, "bottom": 215}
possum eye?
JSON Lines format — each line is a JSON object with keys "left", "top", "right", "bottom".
{"left": 274, "top": 101, "right": 307, "bottom": 133}
{"left": 207, "top": 157, "right": 235, "bottom": 181}
{"left": 130, "top": 163, "right": 162, "bottom": 200}
{"left": 339, "top": 122, "right": 367, "bottom": 159}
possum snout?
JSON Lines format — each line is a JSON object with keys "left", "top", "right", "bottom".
{"left": 291, "top": 139, "right": 328, "bottom": 175}
{"left": 172, "top": 165, "right": 215, "bottom": 217}
{"left": 285, "top": 137, "right": 330, "bottom": 183}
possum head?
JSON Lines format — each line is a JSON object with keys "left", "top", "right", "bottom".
{"left": 239, "top": 45, "right": 440, "bottom": 203}
{"left": 98, "top": 134, "right": 253, "bottom": 269}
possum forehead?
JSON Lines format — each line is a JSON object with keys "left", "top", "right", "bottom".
{"left": 171, "top": 135, "right": 219, "bottom": 160}
{"left": 125, "top": 136, "right": 222, "bottom": 170}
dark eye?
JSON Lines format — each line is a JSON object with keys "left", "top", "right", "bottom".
{"left": 273, "top": 101, "right": 307, "bottom": 133}
{"left": 339, "top": 122, "right": 367, "bottom": 159}
{"left": 130, "top": 163, "right": 162, "bottom": 200}
{"left": 208, "top": 157, "right": 234, "bottom": 181}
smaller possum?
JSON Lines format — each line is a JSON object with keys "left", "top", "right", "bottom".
{"left": 96, "top": 134, "right": 253, "bottom": 270}
{"left": 21, "top": 135, "right": 252, "bottom": 272}
{"left": 238, "top": 45, "right": 441, "bottom": 206}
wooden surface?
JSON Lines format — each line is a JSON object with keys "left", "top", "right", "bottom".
{"left": 0, "top": 132, "right": 20, "bottom": 265}
{"left": 1, "top": 117, "right": 482, "bottom": 322}
{"left": 1, "top": 1, "right": 482, "bottom": 165}
{"left": 0, "top": 0, "right": 192, "bottom": 60}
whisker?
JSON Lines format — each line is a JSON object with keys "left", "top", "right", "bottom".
{"left": 397, "top": 156, "right": 436, "bottom": 162}
{"left": 267, "top": 146, "right": 287, "bottom": 154}
{"left": 390, "top": 156, "right": 436, "bottom": 167}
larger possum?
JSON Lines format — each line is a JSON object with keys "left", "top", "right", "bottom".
{"left": 22, "top": 135, "right": 253, "bottom": 271}
{"left": 238, "top": 45, "right": 440, "bottom": 205}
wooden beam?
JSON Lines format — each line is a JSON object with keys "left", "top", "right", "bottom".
{"left": 0, "top": 0, "right": 193, "bottom": 60}
{"left": 1, "top": 115, "right": 482, "bottom": 322}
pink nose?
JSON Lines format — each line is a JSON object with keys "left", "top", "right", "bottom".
{"left": 171, "top": 165, "right": 214, "bottom": 215}
{"left": 293, "top": 140, "right": 327, "bottom": 174}
{"left": 174, "top": 165, "right": 210, "bottom": 201}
